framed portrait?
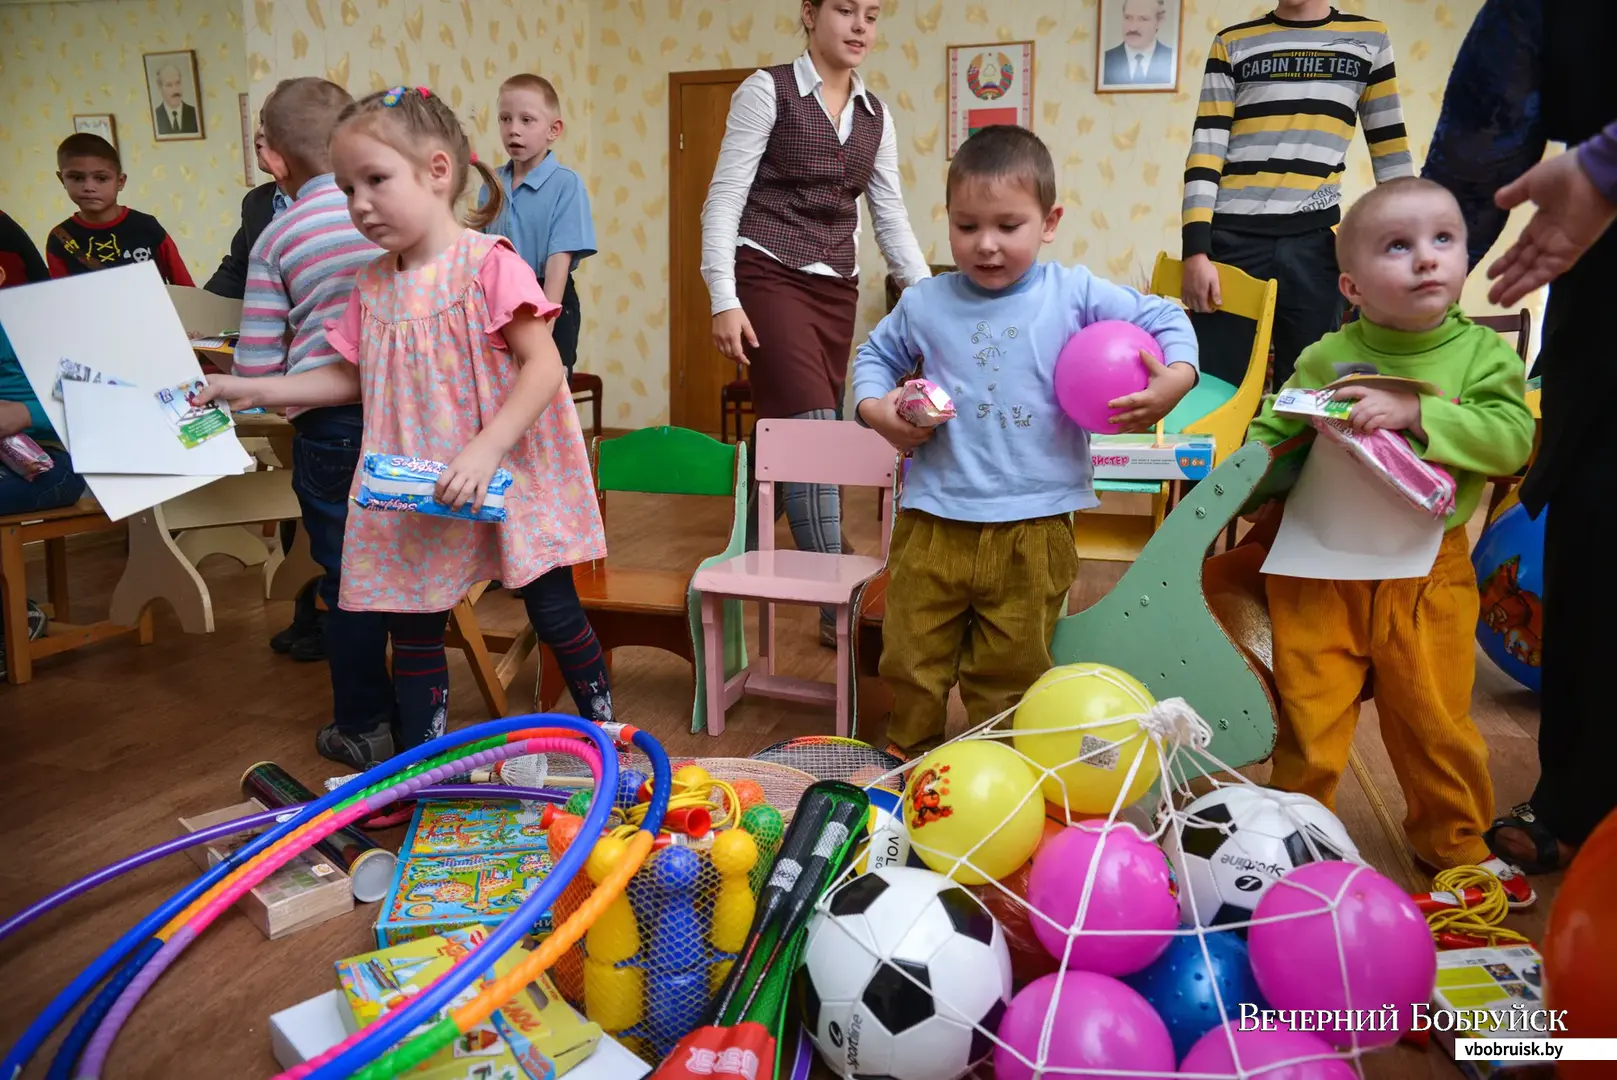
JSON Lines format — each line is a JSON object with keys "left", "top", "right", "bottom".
{"left": 72, "top": 114, "right": 118, "bottom": 155}
{"left": 947, "top": 41, "right": 1035, "bottom": 159}
{"left": 1095, "top": 0, "right": 1184, "bottom": 94}
{"left": 143, "top": 49, "right": 206, "bottom": 142}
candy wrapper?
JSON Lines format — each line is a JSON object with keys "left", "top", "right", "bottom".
{"left": 1, "top": 433, "right": 54, "bottom": 480}
{"left": 353, "top": 453, "right": 513, "bottom": 523}
{"left": 1310, "top": 417, "right": 1457, "bottom": 519}
{"left": 895, "top": 378, "right": 956, "bottom": 427}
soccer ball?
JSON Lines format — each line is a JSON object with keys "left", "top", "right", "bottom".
{"left": 796, "top": 866, "right": 1012, "bottom": 1080}
{"left": 1160, "top": 785, "right": 1360, "bottom": 932}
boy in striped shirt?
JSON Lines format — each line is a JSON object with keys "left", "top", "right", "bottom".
{"left": 1179, "top": 0, "right": 1414, "bottom": 387}
{"left": 233, "top": 76, "right": 394, "bottom": 770}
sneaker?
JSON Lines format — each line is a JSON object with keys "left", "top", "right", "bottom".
{"left": 1480, "top": 857, "right": 1537, "bottom": 909}
{"left": 316, "top": 723, "right": 396, "bottom": 770}
{"left": 288, "top": 616, "right": 327, "bottom": 662}
{"left": 272, "top": 579, "right": 321, "bottom": 655}
{"left": 1, "top": 600, "right": 49, "bottom": 680}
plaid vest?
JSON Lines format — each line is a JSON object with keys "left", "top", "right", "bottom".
{"left": 737, "top": 65, "right": 884, "bottom": 278}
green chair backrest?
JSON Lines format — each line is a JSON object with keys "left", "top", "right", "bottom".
{"left": 596, "top": 426, "right": 738, "bottom": 498}
{"left": 1050, "top": 441, "right": 1279, "bottom": 778}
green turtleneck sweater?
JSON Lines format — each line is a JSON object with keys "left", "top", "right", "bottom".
{"left": 1248, "top": 306, "right": 1535, "bottom": 530}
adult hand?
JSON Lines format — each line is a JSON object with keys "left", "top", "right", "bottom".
{"left": 1181, "top": 254, "right": 1223, "bottom": 313}
{"left": 857, "top": 389, "right": 934, "bottom": 453}
{"left": 712, "top": 308, "right": 759, "bottom": 365}
{"left": 1487, "top": 152, "right": 1617, "bottom": 308}
{"left": 0, "top": 400, "right": 31, "bottom": 438}
{"left": 1107, "top": 354, "right": 1196, "bottom": 432}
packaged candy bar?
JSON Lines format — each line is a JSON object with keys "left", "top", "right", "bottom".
{"left": 353, "top": 453, "right": 514, "bottom": 523}
{"left": 1310, "top": 417, "right": 1457, "bottom": 519}
{"left": 1, "top": 433, "right": 54, "bottom": 480}
{"left": 895, "top": 378, "right": 956, "bottom": 427}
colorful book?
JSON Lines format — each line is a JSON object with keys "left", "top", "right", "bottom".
{"left": 336, "top": 926, "right": 604, "bottom": 1080}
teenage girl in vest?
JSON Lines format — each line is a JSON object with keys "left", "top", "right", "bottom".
{"left": 701, "top": 0, "right": 931, "bottom": 647}
{"left": 199, "top": 87, "right": 613, "bottom": 750}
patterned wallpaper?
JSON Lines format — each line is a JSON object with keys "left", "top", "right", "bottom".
{"left": 1, "top": 0, "right": 249, "bottom": 283}
{"left": 7, "top": 0, "right": 1531, "bottom": 428}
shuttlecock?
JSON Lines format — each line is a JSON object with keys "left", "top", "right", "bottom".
{"left": 470, "top": 753, "right": 549, "bottom": 788}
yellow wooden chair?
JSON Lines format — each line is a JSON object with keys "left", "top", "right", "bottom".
{"left": 1072, "top": 252, "right": 1278, "bottom": 562}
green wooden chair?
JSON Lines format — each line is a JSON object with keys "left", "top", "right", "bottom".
{"left": 532, "top": 426, "right": 749, "bottom": 729}
{"left": 1050, "top": 440, "right": 1279, "bottom": 778}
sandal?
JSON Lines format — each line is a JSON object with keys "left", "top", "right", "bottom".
{"left": 1483, "top": 803, "right": 1573, "bottom": 875}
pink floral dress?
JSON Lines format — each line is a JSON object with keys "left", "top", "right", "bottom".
{"left": 327, "top": 229, "right": 606, "bottom": 613}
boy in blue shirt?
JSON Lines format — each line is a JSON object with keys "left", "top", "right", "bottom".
{"left": 853, "top": 126, "right": 1198, "bottom": 756}
{"left": 489, "top": 73, "right": 596, "bottom": 373}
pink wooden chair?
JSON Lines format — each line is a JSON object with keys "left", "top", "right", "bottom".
{"left": 691, "top": 418, "right": 899, "bottom": 737}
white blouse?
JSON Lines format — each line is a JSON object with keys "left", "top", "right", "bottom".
{"left": 699, "top": 51, "right": 933, "bottom": 317}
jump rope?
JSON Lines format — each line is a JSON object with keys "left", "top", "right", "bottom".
{"left": 3, "top": 715, "right": 670, "bottom": 1080}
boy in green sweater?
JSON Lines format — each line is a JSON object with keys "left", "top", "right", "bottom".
{"left": 1247, "top": 177, "right": 1536, "bottom": 901}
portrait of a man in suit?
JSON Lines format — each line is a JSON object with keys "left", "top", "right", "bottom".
{"left": 145, "top": 51, "right": 204, "bottom": 140}
{"left": 1100, "top": 0, "right": 1179, "bottom": 91}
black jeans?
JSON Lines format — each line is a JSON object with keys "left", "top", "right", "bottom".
{"left": 290, "top": 405, "right": 394, "bottom": 733}
{"left": 1189, "top": 226, "right": 1345, "bottom": 388}
{"left": 548, "top": 273, "right": 581, "bottom": 375}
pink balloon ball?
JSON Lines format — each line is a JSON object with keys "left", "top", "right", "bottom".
{"left": 1180, "top": 1022, "right": 1359, "bottom": 1079}
{"left": 995, "top": 971, "right": 1176, "bottom": 1080}
{"left": 1026, "top": 823, "right": 1179, "bottom": 976}
{"left": 1247, "top": 861, "right": 1437, "bottom": 1050}
{"left": 1053, "top": 320, "right": 1161, "bottom": 435}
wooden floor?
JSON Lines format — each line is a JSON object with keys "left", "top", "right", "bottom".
{"left": 0, "top": 486, "right": 1555, "bottom": 1079}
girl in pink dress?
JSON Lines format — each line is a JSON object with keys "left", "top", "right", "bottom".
{"left": 201, "top": 86, "right": 610, "bottom": 749}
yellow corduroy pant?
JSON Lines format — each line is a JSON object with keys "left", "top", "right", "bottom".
{"left": 1265, "top": 526, "right": 1493, "bottom": 868}
{"left": 880, "top": 511, "right": 1079, "bottom": 750}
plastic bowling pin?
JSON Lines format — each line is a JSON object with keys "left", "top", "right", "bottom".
{"left": 545, "top": 812, "right": 591, "bottom": 1005}
{"left": 709, "top": 829, "right": 758, "bottom": 954}
{"left": 643, "top": 845, "right": 708, "bottom": 1055}
{"left": 583, "top": 835, "right": 643, "bottom": 1034}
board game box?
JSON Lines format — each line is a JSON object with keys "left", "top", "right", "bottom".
{"left": 336, "top": 925, "right": 604, "bottom": 1080}
{"left": 376, "top": 801, "right": 555, "bottom": 947}
{"left": 1429, "top": 944, "right": 1555, "bottom": 1080}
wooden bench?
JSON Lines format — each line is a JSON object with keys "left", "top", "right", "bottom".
{"left": 2, "top": 502, "right": 153, "bottom": 684}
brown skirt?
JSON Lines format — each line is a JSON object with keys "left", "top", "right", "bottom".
{"left": 734, "top": 245, "right": 860, "bottom": 419}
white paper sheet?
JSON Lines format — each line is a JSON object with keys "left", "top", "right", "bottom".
{"left": 1262, "top": 435, "right": 1444, "bottom": 580}
{"left": 0, "top": 262, "right": 237, "bottom": 520}
{"left": 61, "top": 381, "right": 251, "bottom": 476}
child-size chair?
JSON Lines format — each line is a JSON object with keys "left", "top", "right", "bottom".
{"left": 1073, "top": 253, "right": 1277, "bottom": 562}
{"left": 691, "top": 419, "right": 897, "bottom": 737}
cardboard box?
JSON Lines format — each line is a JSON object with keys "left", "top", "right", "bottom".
{"left": 269, "top": 986, "right": 648, "bottom": 1080}
{"left": 335, "top": 926, "right": 606, "bottom": 1080}
{"left": 1429, "top": 944, "right": 1556, "bottom": 1080}
{"left": 1090, "top": 433, "right": 1216, "bottom": 481}
{"left": 177, "top": 799, "right": 353, "bottom": 940}
{"left": 376, "top": 801, "right": 555, "bottom": 948}
{"left": 166, "top": 284, "right": 241, "bottom": 357}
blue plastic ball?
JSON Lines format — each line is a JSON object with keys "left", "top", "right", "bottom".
{"left": 650, "top": 844, "right": 702, "bottom": 892}
{"left": 1471, "top": 499, "right": 1544, "bottom": 693}
{"left": 616, "top": 768, "right": 648, "bottom": 810}
{"left": 1122, "top": 927, "right": 1266, "bottom": 1064}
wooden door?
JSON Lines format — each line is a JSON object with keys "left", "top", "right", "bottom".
{"left": 669, "top": 68, "right": 753, "bottom": 435}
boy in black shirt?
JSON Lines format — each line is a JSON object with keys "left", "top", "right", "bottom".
{"left": 46, "top": 134, "right": 193, "bottom": 285}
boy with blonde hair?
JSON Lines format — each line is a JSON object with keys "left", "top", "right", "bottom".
{"left": 488, "top": 74, "right": 595, "bottom": 373}
{"left": 234, "top": 76, "right": 394, "bottom": 769}
{"left": 1248, "top": 176, "right": 1536, "bottom": 900}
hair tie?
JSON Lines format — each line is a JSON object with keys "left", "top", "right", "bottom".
{"left": 382, "top": 86, "right": 407, "bottom": 107}
{"left": 416, "top": 86, "right": 432, "bottom": 98}
{"left": 469, "top": 150, "right": 478, "bottom": 163}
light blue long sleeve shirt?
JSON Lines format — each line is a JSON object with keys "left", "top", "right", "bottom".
{"left": 851, "top": 262, "right": 1198, "bottom": 523}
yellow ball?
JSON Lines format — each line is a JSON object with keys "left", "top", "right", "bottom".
{"left": 674, "top": 765, "right": 711, "bottom": 791}
{"left": 710, "top": 828, "right": 759, "bottom": 876}
{"left": 903, "top": 740, "right": 1044, "bottom": 885}
{"left": 1011, "top": 663, "right": 1161, "bottom": 814}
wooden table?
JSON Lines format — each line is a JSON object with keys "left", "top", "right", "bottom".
{"left": 108, "top": 412, "right": 322, "bottom": 633}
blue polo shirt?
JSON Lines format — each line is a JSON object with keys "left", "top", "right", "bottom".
{"left": 486, "top": 153, "right": 597, "bottom": 284}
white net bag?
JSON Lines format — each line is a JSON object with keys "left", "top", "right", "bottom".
{"left": 794, "top": 663, "right": 1439, "bottom": 1080}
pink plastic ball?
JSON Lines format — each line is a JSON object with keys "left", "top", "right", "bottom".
{"left": 1180, "top": 1022, "right": 1359, "bottom": 1079}
{"left": 994, "top": 971, "right": 1176, "bottom": 1080}
{"left": 1026, "top": 823, "right": 1179, "bottom": 976}
{"left": 1247, "top": 861, "right": 1437, "bottom": 1050}
{"left": 1053, "top": 321, "right": 1161, "bottom": 435}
